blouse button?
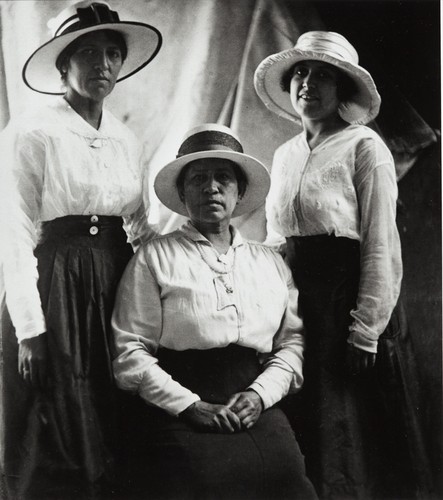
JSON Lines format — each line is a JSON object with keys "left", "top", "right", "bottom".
{"left": 90, "top": 215, "right": 99, "bottom": 223}
{"left": 90, "top": 226, "right": 99, "bottom": 235}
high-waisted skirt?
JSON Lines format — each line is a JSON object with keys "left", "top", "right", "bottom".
{"left": 120, "top": 344, "right": 318, "bottom": 500}
{"left": 1, "top": 215, "right": 133, "bottom": 499}
{"left": 283, "top": 235, "right": 433, "bottom": 500}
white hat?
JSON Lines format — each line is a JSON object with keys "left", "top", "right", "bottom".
{"left": 254, "top": 31, "right": 381, "bottom": 125}
{"left": 22, "top": 1, "right": 162, "bottom": 94}
{"left": 154, "top": 124, "right": 271, "bottom": 218}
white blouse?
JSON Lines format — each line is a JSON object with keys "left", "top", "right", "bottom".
{"left": 266, "top": 125, "right": 402, "bottom": 352}
{"left": 112, "top": 222, "right": 306, "bottom": 416}
{"left": 0, "top": 97, "right": 155, "bottom": 342}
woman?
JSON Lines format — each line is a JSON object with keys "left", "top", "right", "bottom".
{"left": 111, "top": 123, "right": 317, "bottom": 499}
{"left": 0, "top": 2, "right": 161, "bottom": 498}
{"left": 254, "top": 31, "right": 431, "bottom": 499}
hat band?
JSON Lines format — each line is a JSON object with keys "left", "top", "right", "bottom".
{"left": 177, "top": 130, "right": 243, "bottom": 158}
{"left": 55, "top": 3, "right": 120, "bottom": 37}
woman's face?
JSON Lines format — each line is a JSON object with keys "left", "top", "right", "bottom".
{"left": 289, "top": 60, "right": 341, "bottom": 122}
{"left": 62, "top": 31, "right": 123, "bottom": 103}
{"left": 180, "top": 159, "right": 240, "bottom": 228}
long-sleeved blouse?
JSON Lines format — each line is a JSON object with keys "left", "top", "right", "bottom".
{"left": 112, "top": 222, "right": 305, "bottom": 416}
{"left": 0, "top": 97, "right": 155, "bottom": 342}
{"left": 266, "top": 125, "right": 402, "bottom": 353}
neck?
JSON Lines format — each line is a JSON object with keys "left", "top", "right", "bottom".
{"left": 193, "top": 220, "right": 232, "bottom": 254}
{"left": 302, "top": 115, "right": 348, "bottom": 149}
{"left": 64, "top": 92, "right": 104, "bottom": 129}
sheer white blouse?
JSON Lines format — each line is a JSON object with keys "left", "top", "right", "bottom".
{"left": 112, "top": 222, "right": 306, "bottom": 416}
{"left": 266, "top": 125, "right": 402, "bottom": 353}
{"left": 0, "top": 97, "right": 155, "bottom": 342}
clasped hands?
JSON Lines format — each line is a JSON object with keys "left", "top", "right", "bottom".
{"left": 180, "top": 390, "right": 263, "bottom": 434}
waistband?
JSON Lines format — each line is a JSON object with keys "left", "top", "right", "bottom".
{"left": 157, "top": 344, "right": 261, "bottom": 404}
{"left": 39, "top": 215, "right": 127, "bottom": 246}
{"left": 286, "top": 234, "right": 360, "bottom": 278}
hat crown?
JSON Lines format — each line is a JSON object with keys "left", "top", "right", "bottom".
{"left": 295, "top": 31, "right": 359, "bottom": 65}
{"left": 47, "top": 1, "right": 118, "bottom": 38}
{"left": 177, "top": 124, "right": 243, "bottom": 158}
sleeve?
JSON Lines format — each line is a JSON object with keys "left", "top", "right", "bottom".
{"left": 0, "top": 124, "right": 47, "bottom": 342}
{"left": 264, "top": 145, "right": 290, "bottom": 249}
{"left": 112, "top": 246, "right": 200, "bottom": 416}
{"left": 347, "top": 138, "right": 403, "bottom": 353}
{"left": 122, "top": 139, "right": 158, "bottom": 250}
{"left": 248, "top": 261, "right": 305, "bottom": 409}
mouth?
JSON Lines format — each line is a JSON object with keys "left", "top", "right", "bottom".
{"left": 298, "top": 93, "right": 318, "bottom": 101}
{"left": 90, "top": 76, "right": 109, "bottom": 82}
{"left": 203, "top": 199, "right": 223, "bottom": 208}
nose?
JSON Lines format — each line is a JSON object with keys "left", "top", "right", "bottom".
{"left": 202, "top": 176, "right": 219, "bottom": 193}
{"left": 94, "top": 51, "right": 110, "bottom": 71}
{"left": 302, "top": 70, "right": 316, "bottom": 88}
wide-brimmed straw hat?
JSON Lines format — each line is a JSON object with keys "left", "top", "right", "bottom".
{"left": 154, "top": 124, "right": 271, "bottom": 218}
{"left": 22, "top": 1, "right": 162, "bottom": 94}
{"left": 254, "top": 31, "right": 381, "bottom": 125}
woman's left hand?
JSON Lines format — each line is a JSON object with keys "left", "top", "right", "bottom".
{"left": 346, "top": 344, "right": 376, "bottom": 376}
{"left": 227, "top": 390, "right": 263, "bottom": 429}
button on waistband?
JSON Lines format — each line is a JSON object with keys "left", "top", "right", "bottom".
{"left": 90, "top": 215, "right": 99, "bottom": 223}
{"left": 89, "top": 226, "right": 99, "bottom": 235}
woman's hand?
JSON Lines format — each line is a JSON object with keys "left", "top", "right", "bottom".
{"left": 180, "top": 400, "right": 242, "bottom": 433}
{"left": 18, "top": 333, "right": 48, "bottom": 389}
{"left": 346, "top": 344, "right": 376, "bottom": 376}
{"left": 227, "top": 390, "right": 263, "bottom": 429}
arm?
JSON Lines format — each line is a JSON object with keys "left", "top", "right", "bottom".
{"left": 1, "top": 125, "right": 47, "bottom": 341}
{"left": 112, "top": 247, "right": 200, "bottom": 415}
{"left": 122, "top": 140, "right": 158, "bottom": 250}
{"left": 348, "top": 139, "right": 402, "bottom": 355}
{"left": 0, "top": 125, "right": 48, "bottom": 387}
{"left": 231, "top": 263, "right": 305, "bottom": 427}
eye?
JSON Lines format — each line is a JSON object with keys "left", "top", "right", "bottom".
{"left": 80, "top": 48, "right": 96, "bottom": 56}
{"left": 108, "top": 49, "right": 122, "bottom": 60}
{"left": 293, "top": 66, "right": 308, "bottom": 78}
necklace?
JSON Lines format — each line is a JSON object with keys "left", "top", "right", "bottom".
{"left": 195, "top": 243, "right": 235, "bottom": 294}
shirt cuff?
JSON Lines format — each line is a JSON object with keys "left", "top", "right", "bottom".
{"left": 347, "top": 330, "right": 378, "bottom": 353}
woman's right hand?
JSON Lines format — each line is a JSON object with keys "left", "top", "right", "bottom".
{"left": 18, "top": 333, "right": 48, "bottom": 389}
{"left": 180, "top": 400, "right": 242, "bottom": 433}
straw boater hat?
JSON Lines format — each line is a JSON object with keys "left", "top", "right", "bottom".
{"left": 254, "top": 31, "right": 381, "bottom": 125}
{"left": 154, "top": 124, "right": 271, "bottom": 218}
{"left": 22, "top": 0, "right": 162, "bottom": 94}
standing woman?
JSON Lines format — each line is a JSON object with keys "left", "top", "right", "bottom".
{"left": 254, "top": 31, "right": 430, "bottom": 499}
{"left": 0, "top": 2, "right": 161, "bottom": 498}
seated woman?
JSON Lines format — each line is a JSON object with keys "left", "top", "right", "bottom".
{"left": 111, "top": 123, "right": 317, "bottom": 499}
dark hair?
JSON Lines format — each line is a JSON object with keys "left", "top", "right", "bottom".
{"left": 56, "top": 29, "right": 128, "bottom": 77}
{"left": 176, "top": 159, "right": 248, "bottom": 200}
{"left": 280, "top": 61, "right": 358, "bottom": 102}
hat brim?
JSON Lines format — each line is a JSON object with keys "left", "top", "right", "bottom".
{"left": 22, "top": 22, "right": 162, "bottom": 94}
{"left": 254, "top": 48, "right": 380, "bottom": 125}
{"left": 154, "top": 150, "right": 271, "bottom": 218}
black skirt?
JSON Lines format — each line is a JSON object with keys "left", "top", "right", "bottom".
{"left": 284, "top": 235, "right": 433, "bottom": 500}
{"left": 1, "top": 216, "right": 133, "bottom": 500}
{"left": 120, "top": 344, "right": 318, "bottom": 500}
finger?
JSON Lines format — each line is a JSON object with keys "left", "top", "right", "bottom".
{"left": 224, "top": 409, "right": 243, "bottom": 432}
{"left": 226, "top": 393, "right": 241, "bottom": 409}
{"left": 242, "top": 413, "right": 259, "bottom": 429}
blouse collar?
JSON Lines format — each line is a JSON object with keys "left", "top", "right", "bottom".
{"left": 181, "top": 220, "right": 244, "bottom": 250}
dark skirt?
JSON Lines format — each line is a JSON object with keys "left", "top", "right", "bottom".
{"left": 120, "top": 344, "right": 317, "bottom": 500}
{"left": 1, "top": 215, "right": 133, "bottom": 499}
{"left": 284, "top": 235, "right": 433, "bottom": 500}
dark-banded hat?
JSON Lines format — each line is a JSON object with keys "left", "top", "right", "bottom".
{"left": 154, "top": 124, "right": 271, "bottom": 218}
{"left": 22, "top": 1, "right": 162, "bottom": 94}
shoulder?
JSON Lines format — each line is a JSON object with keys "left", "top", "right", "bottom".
{"left": 274, "top": 133, "right": 304, "bottom": 156}
{"left": 344, "top": 125, "right": 392, "bottom": 156}
{"left": 3, "top": 100, "right": 62, "bottom": 138}
{"left": 103, "top": 109, "right": 140, "bottom": 146}
{"left": 242, "top": 240, "right": 286, "bottom": 264}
